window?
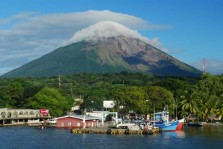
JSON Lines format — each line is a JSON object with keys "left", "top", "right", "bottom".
{"left": 1, "top": 112, "right": 6, "bottom": 118}
{"left": 24, "top": 111, "right": 28, "bottom": 115}
{"left": 7, "top": 112, "right": 12, "bottom": 118}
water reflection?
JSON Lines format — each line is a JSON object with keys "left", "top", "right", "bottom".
{"left": 163, "top": 131, "right": 185, "bottom": 138}
{"left": 184, "top": 125, "right": 223, "bottom": 139}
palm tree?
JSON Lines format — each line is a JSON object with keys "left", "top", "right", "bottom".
{"left": 201, "top": 95, "right": 220, "bottom": 121}
{"left": 180, "top": 89, "right": 200, "bottom": 116}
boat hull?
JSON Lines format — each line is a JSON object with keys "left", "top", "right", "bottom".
{"left": 187, "top": 122, "right": 202, "bottom": 127}
{"left": 155, "top": 118, "right": 184, "bottom": 132}
{"left": 176, "top": 118, "right": 184, "bottom": 130}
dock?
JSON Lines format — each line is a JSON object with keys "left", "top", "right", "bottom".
{"left": 71, "top": 127, "right": 161, "bottom": 135}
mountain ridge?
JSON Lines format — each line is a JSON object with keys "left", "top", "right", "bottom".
{"left": 2, "top": 35, "right": 201, "bottom": 78}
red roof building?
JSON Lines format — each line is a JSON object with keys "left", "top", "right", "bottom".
{"left": 55, "top": 115, "right": 99, "bottom": 129}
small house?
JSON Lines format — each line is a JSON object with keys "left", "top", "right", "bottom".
{"left": 55, "top": 115, "right": 99, "bottom": 128}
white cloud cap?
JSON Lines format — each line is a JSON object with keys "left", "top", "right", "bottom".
{"left": 66, "top": 21, "right": 151, "bottom": 45}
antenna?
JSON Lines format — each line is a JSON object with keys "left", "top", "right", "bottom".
{"left": 202, "top": 58, "right": 206, "bottom": 74}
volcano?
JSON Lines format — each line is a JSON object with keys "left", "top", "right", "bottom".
{"left": 2, "top": 21, "right": 201, "bottom": 77}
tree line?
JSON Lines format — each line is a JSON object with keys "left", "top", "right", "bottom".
{"left": 0, "top": 72, "right": 222, "bottom": 120}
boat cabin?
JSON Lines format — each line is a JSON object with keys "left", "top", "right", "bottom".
{"left": 154, "top": 111, "right": 169, "bottom": 123}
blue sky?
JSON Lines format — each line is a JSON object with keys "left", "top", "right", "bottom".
{"left": 0, "top": 0, "right": 223, "bottom": 75}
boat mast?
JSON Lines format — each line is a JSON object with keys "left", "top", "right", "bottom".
{"left": 176, "top": 98, "right": 178, "bottom": 120}
{"left": 167, "top": 105, "right": 169, "bottom": 124}
{"left": 153, "top": 105, "right": 155, "bottom": 127}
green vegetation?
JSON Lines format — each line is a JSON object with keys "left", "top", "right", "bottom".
{"left": 0, "top": 72, "right": 223, "bottom": 120}
{"left": 26, "top": 87, "right": 69, "bottom": 116}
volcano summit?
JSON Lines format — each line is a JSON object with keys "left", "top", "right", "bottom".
{"left": 3, "top": 21, "right": 201, "bottom": 78}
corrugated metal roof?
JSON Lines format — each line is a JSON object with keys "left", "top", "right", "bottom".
{"left": 56, "top": 115, "right": 99, "bottom": 120}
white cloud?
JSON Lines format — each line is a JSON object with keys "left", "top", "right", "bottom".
{"left": 65, "top": 21, "right": 167, "bottom": 52}
{"left": 0, "top": 12, "right": 38, "bottom": 28}
{"left": 0, "top": 10, "right": 169, "bottom": 76}
{"left": 65, "top": 21, "right": 153, "bottom": 45}
{"left": 190, "top": 59, "right": 223, "bottom": 75}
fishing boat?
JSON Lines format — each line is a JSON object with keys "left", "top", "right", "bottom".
{"left": 185, "top": 114, "right": 204, "bottom": 127}
{"left": 152, "top": 111, "right": 184, "bottom": 132}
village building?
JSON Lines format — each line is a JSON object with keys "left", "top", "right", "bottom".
{"left": 86, "top": 111, "right": 118, "bottom": 125}
{"left": 0, "top": 108, "right": 50, "bottom": 125}
{"left": 55, "top": 115, "right": 99, "bottom": 128}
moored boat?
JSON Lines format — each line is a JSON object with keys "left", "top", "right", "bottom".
{"left": 187, "top": 122, "right": 203, "bottom": 127}
{"left": 152, "top": 111, "right": 184, "bottom": 132}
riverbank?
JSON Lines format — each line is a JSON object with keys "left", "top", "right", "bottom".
{"left": 1, "top": 122, "right": 222, "bottom": 129}
{"left": 185, "top": 122, "right": 223, "bottom": 127}
{"left": 203, "top": 122, "right": 223, "bottom": 127}
{"left": 0, "top": 122, "right": 55, "bottom": 127}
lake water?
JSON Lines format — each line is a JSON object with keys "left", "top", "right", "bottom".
{"left": 0, "top": 126, "right": 223, "bottom": 149}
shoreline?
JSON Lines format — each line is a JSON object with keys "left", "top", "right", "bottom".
{"left": 1, "top": 122, "right": 222, "bottom": 128}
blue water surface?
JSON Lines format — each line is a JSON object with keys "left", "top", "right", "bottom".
{"left": 0, "top": 126, "right": 223, "bottom": 149}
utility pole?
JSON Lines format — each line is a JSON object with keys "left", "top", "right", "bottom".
{"left": 58, "top": 75, "right": 61, "bottom": 90}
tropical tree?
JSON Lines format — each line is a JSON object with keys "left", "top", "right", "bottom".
{"left": 145, "top": 86, "right": 173, "bottom": 113}
{"left": 27, "top": 87, "right": 69, "bottom": 117}
{"left": 180, "top": 89, "right": 200, "bottom": 116}
{"left": 110, "top": 86, "right": 148, "bottom": 114}
{"left": 196, "top": 73, "right": 223, "bottom": 120}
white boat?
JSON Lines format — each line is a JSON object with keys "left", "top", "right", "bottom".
{"left": 27, "top": 119, "right": 40, "bottom": 126}
{"left": 116, "top": 121, "right": 142, "bottom": 130}
{"left": 116, "top": 120, "right": 153, "bottom": 130}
